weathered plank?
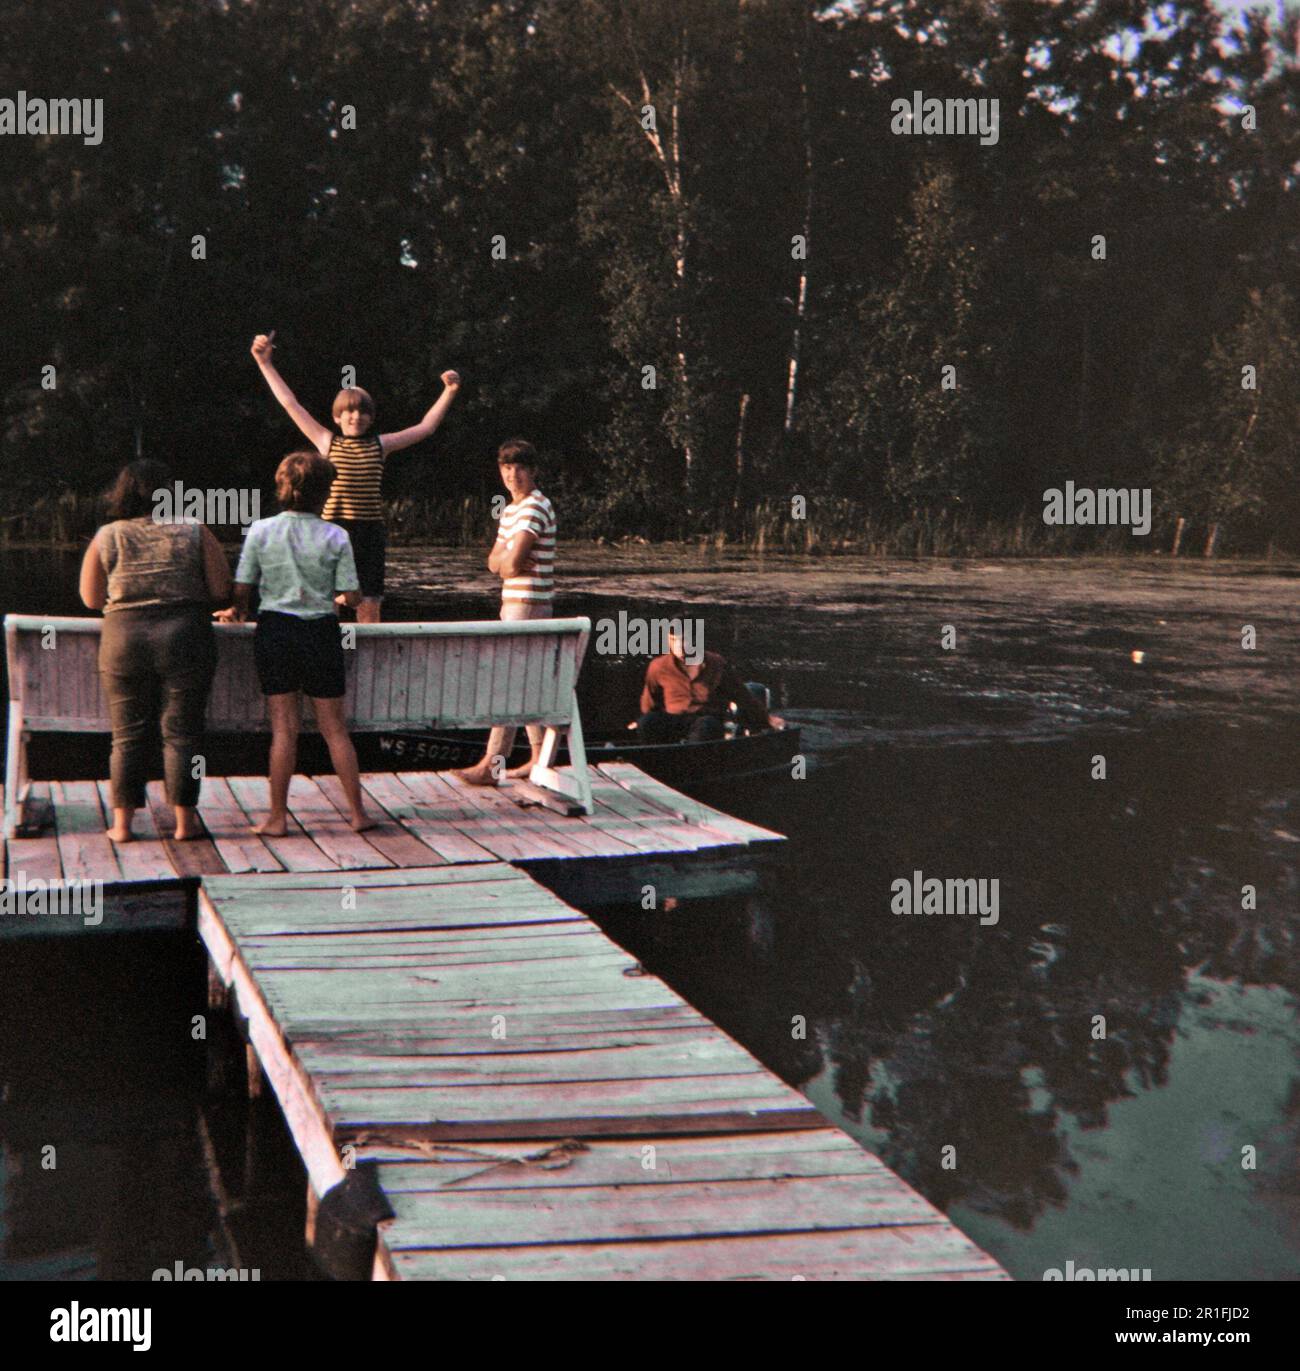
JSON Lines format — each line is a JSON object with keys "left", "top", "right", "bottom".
{"left": 283, "top": 774, "right": 395, "bottom": 871}
{"left": 50, "top": 780, "right": 121, "bottom": 883}
{"left": 196, "top": 777, "right": 284, "bottom": 875}
{"left": 317, "top": 1072, "right": 817, "bottom": 1139}
{"left": 598, "top": 761, "right": 786, "bottom": 847}
{"left": 382, "top": 1173, "right": 934, "bottom": 1247}
{"left": 95, "top": 779, "right": 174, "bottom": 881}
{"left": 226, "top": 776, "right": 337, "bottom": 873}
{"left": 315, "top": 772, "right": 445, "bottom": 869}
{"left": 359, "top": 772, "right": 498, "bottom": 864}
{"left": 408, "top": 773, "right": 558, "bottom": 862}
{"left": 196, "top": 885, "right": 346, "bottom": 1198}
{"left": 4, "top": 782, "right": 64, "bottom": 881}
{"left": 369, "top": 1129, "right": 880, "bottom": 1191}
{"left": 296, "top": 1038, "right": 769, "bottom": 1088}
{"left": 387, "top": 1226, "right": 1009, "bottom": 1281}
{"left": 440, "top": 773, "right": 599, "bottom": 861}
{"left": 145, "top": 781, "right": 228, "bottom": 877}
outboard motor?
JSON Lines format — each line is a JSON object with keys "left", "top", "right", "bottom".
{"left": 727, "top": 682, "right": 772, "bottom": 737}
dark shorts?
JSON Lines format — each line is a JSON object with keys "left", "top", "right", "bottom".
{"left": 329, "top": 518, "right": 385, "bottom": 598}
{"left": 254, "top": 611, "right": 346, "bottom": 698}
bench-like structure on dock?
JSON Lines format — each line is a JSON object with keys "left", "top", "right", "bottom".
{"left": 4, "top": 614, "right": 594, "bottom": 839}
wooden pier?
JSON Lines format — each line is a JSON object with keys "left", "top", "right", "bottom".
{"left": 1, "top": 762, "right": 1006, "bottom": 1280}
{"left": 199, "top": 860, "right": 1005, "bottom": 1280}
{"left": 2, "top": 615, "right": 1006, "bottom": 1279}
{"left": 1, "top": 760, "right": 785, "bottom": 933}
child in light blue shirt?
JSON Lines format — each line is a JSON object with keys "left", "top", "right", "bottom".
{"left": 219, "top": 451, "right": 372, "bottom": 836}
{"left": 237, "top": 509, "right": 360, "bottom": 618}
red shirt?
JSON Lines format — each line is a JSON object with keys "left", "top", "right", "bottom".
{"left": 640, "top": 651, "right": 770, "bottom": 730}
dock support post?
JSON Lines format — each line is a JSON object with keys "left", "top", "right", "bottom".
{"left": 1171, "top": 516, "right": 1185, "bottom": 557}
{"left": 246, "top": 1043, "right": 263, "bottom": 1101}
{"left": 208, "top": 961, "right": 228, "bottom": 1012}
{"left": 305, "top": 1181, "right": 320, "bottom": 1246}
{"left": 308, "top": 1163, "right": 394, "bottom": 1282}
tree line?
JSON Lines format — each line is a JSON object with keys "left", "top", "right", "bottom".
{"left": 3, "top": 0, "right": 1298, "bottom": 551}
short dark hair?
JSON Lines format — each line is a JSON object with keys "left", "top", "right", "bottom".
{"left": 497, "top": 438, "right": 537, "bottom": 470}
{"left": 275, "top": 450, "right": 336, "bottom": 512}
{"left": 332, "top": 387, "right": 375, "bottom": 420}
{"left": 104, "top": 460, "right": 173, "bottom": 520}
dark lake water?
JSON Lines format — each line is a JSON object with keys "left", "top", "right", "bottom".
{"left": 2, "top": 543, "right": 1298, "bottom": 1281}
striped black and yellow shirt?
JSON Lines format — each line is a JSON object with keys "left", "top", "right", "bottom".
{"left": 322, "top": 434, "right": 385, "bottom": 522}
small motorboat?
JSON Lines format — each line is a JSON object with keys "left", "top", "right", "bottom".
{"left": 358, "top": 686, "right": 800, "bottom": 797}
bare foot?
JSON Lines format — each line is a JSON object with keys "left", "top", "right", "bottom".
{"left": 253, "top": 814, "right": 288, "bottom": 837}
{"left": 453, "top": 766, "right": 498, "bottom": 788}
{"left": 504, "top": 762, "right": 537, "bottom": 779}
{"left": 350, "top": 813, "right": 376, "bottom": 833}
{"left": 106, "top": 826, "right": 134, "bottom": 843}
{"left": 173, "top": 823, "right": 203, "bottom": 842}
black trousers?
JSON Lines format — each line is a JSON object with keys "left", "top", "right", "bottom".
{"left": 98, "top": 607, "right": 216, "bottom": 809}
{"left": 636, "top": 710, "right": 726, "bottom": 745}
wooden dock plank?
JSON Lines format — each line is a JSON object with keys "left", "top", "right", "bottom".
{"left": 439, "top": 772, "right": 606, "bottom": 862}
{"left": 388, "top": 1225, "right": 1009, "bottom": 1281}
{"left": 283, "top": 775, "right": 395, "bottom": 871}
{"left": 145, "top": 782, "right": 228, "bottom": 878}
{"left": 95, "top": 780, "right": 175, "bottom": 882}
{"left": 407, "top": 772, "right": 562, "bottom": 862}
{"left": 597, "top": 761, "right": 786, "bottom": 847}
{"left": 50, "top": 780, "right": 122, "bottom": 883}
{"left": 315, "top": 1068, "right": 817, "bottom": 1140}
{"left": 226, "top": 776, "right": 338, "bottom": 873}
{"left": 4, "top": 782, "right": 64, "bottom": 881}
{"left": 584, "top": 770, "right": 725, "bottom": 853}
{"left": 359, "top": 772, "right": 498, "bottom": 864}
{"left": 201, "top": 863, "right": 517, "bottom": 894}
{"left": 382, "top": 1172, "right": 936, "bottom": 1247}
{"left": 196, "top": 777, "right": 284, "bottom": 874}
{"left": 368, "top": 1129, "right": 879, "bottom": 1190}
{"left": 315, "top": 772, "right": 447, "bottom": 869}
{"left": 296, "top": 1038, "right": 770, "bottom": 1089}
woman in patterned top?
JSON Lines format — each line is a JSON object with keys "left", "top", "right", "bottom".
{"left": 250, "top": 332, "right": 460, "bottom": 622}
{"left": 79, "top": 460, "right": 232, "bottom": 843}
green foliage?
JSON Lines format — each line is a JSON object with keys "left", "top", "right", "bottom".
{"left": 1, "top": 0, "right": 1297, "bottom": 549}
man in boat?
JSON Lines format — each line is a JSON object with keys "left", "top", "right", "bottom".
{"left": 633, "top": 623, "right": 782, "bottom": 744}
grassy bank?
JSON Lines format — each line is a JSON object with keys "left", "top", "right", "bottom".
{"left": 0, "top": 489, "right": 1285, "bottom": 559}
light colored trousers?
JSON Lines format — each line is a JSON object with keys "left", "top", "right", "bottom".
{"left": 486, "top": 600, "right": 550, "bottom": 768}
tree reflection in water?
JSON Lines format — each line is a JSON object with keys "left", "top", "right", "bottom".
{"left": 604, "top": 718, "right": 1299, "bottom": 1246}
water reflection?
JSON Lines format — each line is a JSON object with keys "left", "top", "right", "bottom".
{"left": 606, "top": 719, "right": 1300, "bottom": 1279}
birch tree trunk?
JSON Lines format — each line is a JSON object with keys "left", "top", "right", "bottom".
{"left": 783, "top": 7, "right": 813, "bottom": 439}
{"left": 611, "top": 32, "right": 697, "bottom": 504}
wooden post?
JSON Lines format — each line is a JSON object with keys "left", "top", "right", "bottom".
{"left": 246, "top": 1042, "right": 263, "bottom": 1100}
{"left": 207, "top": 960, "right": 228, "bottom": 1011}
{"left": 305, "top": 1180, "right": 320, "bottom": 1246}
{"left": 1205, "top": 522, "right": 1221, "bottom": 558}
{"left": 1171, "top": 516, "right": 1185, "bottom": 557}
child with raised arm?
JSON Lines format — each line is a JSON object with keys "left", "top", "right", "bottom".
{"left": 250, "top": 332, "right": 460, "bottom": 623}
{"left": 217, "top": 451, "right": 373, "bottom": 835}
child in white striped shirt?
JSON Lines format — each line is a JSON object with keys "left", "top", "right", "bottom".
{"left": 455, "top": 440, "right": 557, "bottom": 787}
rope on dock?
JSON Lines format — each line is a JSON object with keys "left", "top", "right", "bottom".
{"left": 352, "top": 1134, "right": 590, "bottom": 1187}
